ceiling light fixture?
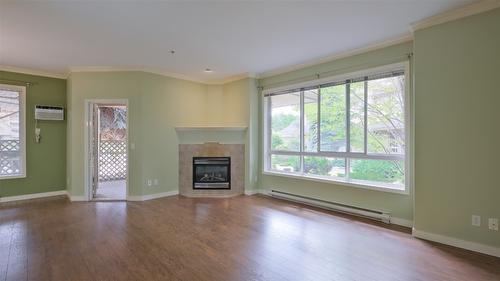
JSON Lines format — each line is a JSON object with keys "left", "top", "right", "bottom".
{"left": 204, "top": 68, "right": 212, "bottom": 73}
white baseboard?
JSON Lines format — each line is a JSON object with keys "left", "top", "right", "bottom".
{"left": 183, "top": 193, "right": 240, "bottom": 198}
{"left": 391, "top": 217, "right": 413, "bottom": 228}
{"left": 258, "top": 189, "right": 270, "bottom": 195}
{"left": 244, "top": 189, "right": 260, "bottom": 195}
{"left": 0, "top": 190, "right": 67, "bottom": 203}
{"left": 68, "top": 195, "right": 87, "bottom": 202}
{"left": 413, "top": 228, "right": 500, "bottom": 258}
{"left": 127, "top": 190, "right": 178, "bottom": 201}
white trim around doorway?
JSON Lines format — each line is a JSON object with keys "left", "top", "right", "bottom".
{"left": 84, "top": 99, "right": 130, "bottom": 201}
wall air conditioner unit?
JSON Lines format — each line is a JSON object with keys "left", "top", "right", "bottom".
{"left": 35, "top": 105, "right": 64, "bottom": 121}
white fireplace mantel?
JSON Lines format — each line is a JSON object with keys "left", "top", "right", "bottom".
{"left": 174, "top": 126, "right": 247, "bottom": 132}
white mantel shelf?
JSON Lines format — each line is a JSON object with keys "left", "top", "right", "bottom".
{"left": 175, "top": 126, "right": 248, "bottom": 132}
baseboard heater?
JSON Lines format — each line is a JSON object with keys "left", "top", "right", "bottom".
{"left": 268, "top": 190, "right": 391, "bottom": 224}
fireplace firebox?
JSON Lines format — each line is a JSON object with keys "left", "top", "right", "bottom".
{"left": 193, "top": 157, "right": 231, "bottom": 189}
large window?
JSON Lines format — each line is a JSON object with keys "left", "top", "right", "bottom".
{"left": 0, "top": 84, "right": 26, "bottom": 179}
{"left": 263, "top": 63, "right": 410, "bottom": 192}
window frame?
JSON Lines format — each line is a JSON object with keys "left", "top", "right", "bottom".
{"left": 0, "top": 83, "right": 27, "bottom": 179}
{"left": 262, "top": 62, "right": 411, "bottom": 194}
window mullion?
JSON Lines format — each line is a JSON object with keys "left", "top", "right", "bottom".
{"left": 364, "top": 80, "right": 368, "bottom": 154}
{"left": 266, "top": 96, "right": 272, "bottom": 170}
{"left": 300, "top": 90, "right": 305, "bottom": 173}
{"left": 346, "top": 82, "right": 351, "bottom": 181}
{"left": 317, "top": 86, "right": 321, "bottom": 153}
{"left": 346, "top": 158, "right": 350, "bottom": 181}
{"left": 346, "top": 82, "right": 351, "bottom": 153}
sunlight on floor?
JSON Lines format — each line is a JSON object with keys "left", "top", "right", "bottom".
{"left": 94, "top": 180, "right": 126, "bottom": 200}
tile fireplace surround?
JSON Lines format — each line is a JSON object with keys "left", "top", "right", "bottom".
{"left": 179, "top": 143, "right": 244, "bottom": 197}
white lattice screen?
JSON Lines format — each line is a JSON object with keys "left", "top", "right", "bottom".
{"left": 0, "top": 140, "right": 21, "bottom": 176}
{"left": 98, "top": 140, "right": 127, "bottom": 181}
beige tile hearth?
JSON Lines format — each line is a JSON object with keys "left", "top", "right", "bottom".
{"left": 179, "top": 143, "right": 244, "bottom": 197}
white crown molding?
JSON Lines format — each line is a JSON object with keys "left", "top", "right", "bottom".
{"left": 1, "top": 63, "right": 254, "bottom": 85}
{"left": 69, "top": 66, "right": 207, "bottom": 84}
{"left": 0, "top": 190, "right": 67, "bottom": 203}
{"left": 410, "top": 0, "right": 500, "bottom": 32}
{"left": 0, "top": 65, "right": 67, "bottom": 79}
{"left": 69, "top": 66, "right": 255, "bottom": 85}
{"left": 413, "top": 228, "right": 500, "bottom": 258}
{"left": 257, "top": 35, "right": 413, "bottom": 79}
{"left": 5, "top": 1, "right": 499, "bottom": 85}
{"left": 209, "top": 72, "right": 256, "bottom": 85}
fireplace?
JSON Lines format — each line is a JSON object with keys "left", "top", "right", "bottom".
{"left": 193, "top": 157, "right": 231, "bottom": 189}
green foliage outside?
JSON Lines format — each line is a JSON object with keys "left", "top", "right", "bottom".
{"left": 271, "top": 155, "right": 299, "bottom": 172}
{"left": 304, "top": 157, "right": 332, "bottom": 175}
{"left": 350, "top": 160, "right": 404, "bottom": 183}
{"left": 271, "top": 114, "right": 296, "bottom": 131}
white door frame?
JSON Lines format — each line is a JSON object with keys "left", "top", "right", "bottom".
{"left": 84, "top": 99, "right": 130, "bottom": 201}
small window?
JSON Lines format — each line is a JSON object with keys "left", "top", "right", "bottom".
{"left": 0, "top": 84, "right": 26, "bottom": 179}
{"left": 263, "top": 63, "right": 410, "bottom": 193}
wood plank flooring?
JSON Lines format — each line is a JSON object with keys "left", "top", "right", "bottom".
{"left": 1, "top": 195, "right": 499, "bottom": 281}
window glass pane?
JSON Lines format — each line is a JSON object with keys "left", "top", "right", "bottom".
{"left": 0, "top": 89, "right": 21, "bottom": 176}
{"left": 349, "top": 159, "right": 404, "bottom": 185}
{"left": 350, "top": 82, "right": 365, "bottom": 153}
{"left": 367, "top": 76, "right": 405, "bottom": 154}
{"left": 270, "top": 154, "right": 300, "bottom": 173}
{"left": 303, "top": 89, "right": 318, "bottom": 152}
{"left": 271, "top": 92, "right": 300, "bottom": 151}
{"left": 304, "top": 156, "right": 345, "bottom": 178}
{"left": 320, "top": 85, "right": 346, "bottom": 152}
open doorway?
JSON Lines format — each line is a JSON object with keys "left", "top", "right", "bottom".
{"left": 88, "top": 102, "right": 128, "bottom": 201}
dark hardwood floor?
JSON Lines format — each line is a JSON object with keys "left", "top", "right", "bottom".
{"left": 1, "top": 195, "right": 499, "bottom": 281}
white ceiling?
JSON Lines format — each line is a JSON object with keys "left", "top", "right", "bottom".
{"left": 0, "top": 0, "right": 474, "bottom": 83}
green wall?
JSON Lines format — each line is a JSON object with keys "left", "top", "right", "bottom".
{"left": 0, "top": 71, "right": 66, "bottom": 197}
{"left": 258, "top": 42, "right": 414, "bottom": 220}
{"left": 67, "top": 71, "right": 256, "bottom": 198}
{"left": 414, "top": 8, "right": 500, "bottom": 248}
{"left": 257, "top": 8, "right": 500, "bottom": 248}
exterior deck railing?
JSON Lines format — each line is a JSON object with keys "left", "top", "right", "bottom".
{"left": 99, "top": 140, "right": 127, "bottom": 181}
{"left": 0, "top": 139, "right": 21, "bottom": 176}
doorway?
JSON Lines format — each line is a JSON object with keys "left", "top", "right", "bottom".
{"left": 86, "top": 101, "right": 128, "bottom": 201}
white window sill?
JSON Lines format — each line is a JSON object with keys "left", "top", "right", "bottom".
{"left": 0, "top": 174, "right": 26, "bottom": 180}
{"left": 262, "top": 170, "right": 409, "bottom": 195}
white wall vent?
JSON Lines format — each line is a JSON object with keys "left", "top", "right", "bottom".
{"left": 35, "top": 105, "right": 64, "bottom": 121}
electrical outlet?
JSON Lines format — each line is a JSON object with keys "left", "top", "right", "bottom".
{"left": 472, "top": 215, "right": 481, "bottom": 227}
{"left": 153, "top": 179, "right": 158, "bottom": 186}
{"left": 488, "top": 218, "right": 498, "bottom": 231}
{"left": 147, "top": 179, "right": 152, "bottom": 187}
